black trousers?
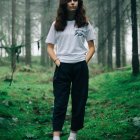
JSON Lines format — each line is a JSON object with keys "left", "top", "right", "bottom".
{"left": 52, "top": 60, "right": 89, "bottom": 131}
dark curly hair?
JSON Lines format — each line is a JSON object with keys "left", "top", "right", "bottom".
{"left": 55, "top": 0, "right": 88, "bottom": 31}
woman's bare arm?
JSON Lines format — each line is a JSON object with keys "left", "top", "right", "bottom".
{"left": 86, "top": 40, "right": 95, "bottom": 63}
{"left": 47, "top": 43, "right": 60, "bottom": 66}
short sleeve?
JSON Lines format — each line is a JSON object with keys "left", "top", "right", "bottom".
{"left": 45, "top": 21, "right": 56, "bottom": 44}
{"left": 86, "top": 22, "right": 96, "bottom": 41}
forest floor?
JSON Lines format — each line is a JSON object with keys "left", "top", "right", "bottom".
{"left": 0, "top": 63, "right": 140, "bottom": 140}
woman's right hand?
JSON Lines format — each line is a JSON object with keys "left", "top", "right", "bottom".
{"left": 47, "top": 44, "right": 61, "bottom": 67}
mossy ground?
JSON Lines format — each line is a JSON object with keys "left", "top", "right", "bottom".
{"left": 0, "top": 63, "right": 140, "bottom": 140}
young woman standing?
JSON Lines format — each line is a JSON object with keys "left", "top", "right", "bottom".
{"left": 46, "top": 0, "right": 95, "bottom": 140}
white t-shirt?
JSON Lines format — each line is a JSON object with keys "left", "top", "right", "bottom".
{"left": 45, "top": 20, "right": 95, "bottom": 63}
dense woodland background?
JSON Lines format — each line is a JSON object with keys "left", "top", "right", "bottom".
{"left": 0, "top": 0, "right": 140, "bottom": 139}
{"left": 0, "top": 0, "right": 140, "bottom": 75}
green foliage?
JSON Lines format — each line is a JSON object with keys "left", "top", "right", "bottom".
{"left": 0, "top": 65, "right": 140, "bottom": 140}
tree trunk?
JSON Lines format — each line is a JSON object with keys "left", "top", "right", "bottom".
{"left": 102, "top": 1, "right": 107, "bottom": 67}
{"left": 121, "top": 0, "right": 126, "bottom": 67}
{"left": 131, "top": 0, "right": 139, "bottom": 75}
{"left": 46, "top": 0, "right": 53, "bottom": 67}
{"left": 97, "top": 0, "right": 103, "bottom": 65}
{"left": 121, "top": 18, "right": 126, "bottom": 67}
{"left": 0, "top": 0, "right": 3, "bottom": 58}
{"left": 115, "top": 0, "right": 121, "bottom": 68}
{"left": 107, "top": 0, "right": 113, "bottom": 69}
{"left": 25, "top": 0, "right": 31, "bottom": 66}
{"left": 11, "top": 0, "right": 16, "bottom": 71}
{"left": 40, "top": 1, "right": 47, "bottom": 66}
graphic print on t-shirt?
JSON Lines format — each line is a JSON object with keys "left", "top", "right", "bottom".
{"left": 74, "top": 28, "right": 86, "bottom": 38}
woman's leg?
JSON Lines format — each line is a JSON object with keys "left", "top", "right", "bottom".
{"left": 70, "top": 60, "right": 89, "bottom": 131}
{"left": 53, "top": 64, "right": 72, "bottom": 136}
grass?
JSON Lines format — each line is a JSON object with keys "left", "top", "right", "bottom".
{"left": 0, "top": 64, "right": 140, "bottom": 140}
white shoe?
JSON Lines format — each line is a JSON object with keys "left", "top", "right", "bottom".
{"left": 68, "top": 136, "right": 76, "bottom": 140}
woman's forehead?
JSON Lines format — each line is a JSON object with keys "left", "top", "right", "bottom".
{"left": 60, "top": 0, "right": 81, "bottom": 4}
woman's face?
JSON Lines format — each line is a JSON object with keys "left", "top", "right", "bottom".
{"left": 67, "top": 0, "right": 78, "bottom": 11}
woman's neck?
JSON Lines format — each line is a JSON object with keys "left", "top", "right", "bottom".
{"left": 67, "top": 10, "right": 76, "bottom": 21}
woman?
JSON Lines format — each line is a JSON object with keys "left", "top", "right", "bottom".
{"left": 45, "top": 0, "right": 95, "bottom": 140}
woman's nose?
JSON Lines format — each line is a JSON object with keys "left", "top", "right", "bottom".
{"left": 71, "top": 0, "right": 74, "bottom": 3}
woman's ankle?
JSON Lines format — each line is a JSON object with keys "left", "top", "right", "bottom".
{"left": 53, "top": 131, "right": 61, "bottom": 136}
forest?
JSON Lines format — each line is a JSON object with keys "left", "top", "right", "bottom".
{"left": 0, "top": 0, "right": 139, "bottom": 73}
{"left": 0, "top": 0, "right": 140, "bottom": 140}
